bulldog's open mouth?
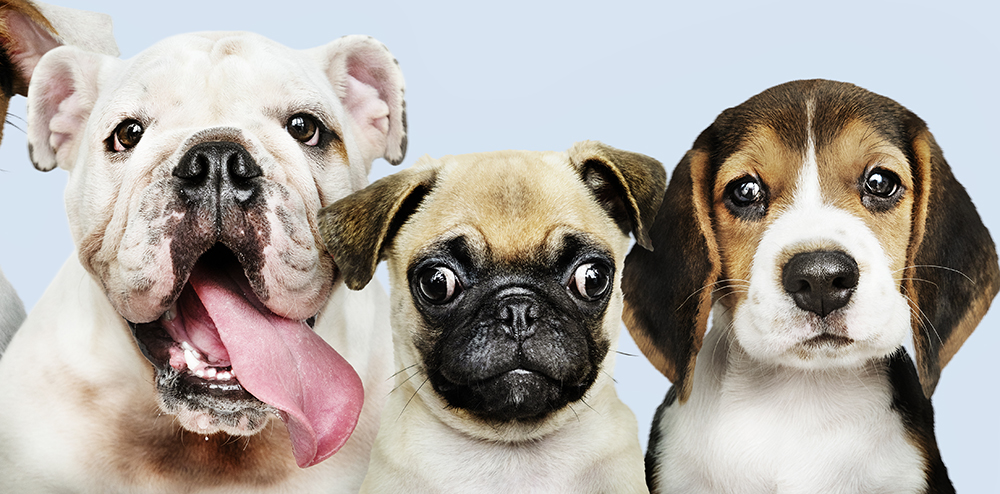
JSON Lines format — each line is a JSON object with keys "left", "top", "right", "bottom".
{"left": 129, "top": 244, "right": 364, "bottom": 468}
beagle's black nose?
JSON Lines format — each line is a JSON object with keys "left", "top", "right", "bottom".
{"left": 782, "top": 251, "right": 859, "bottom": 317}
{"left": 174, "top": 141, "right": 263, "bottom": 206}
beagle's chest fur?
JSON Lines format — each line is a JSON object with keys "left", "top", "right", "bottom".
{"left": 652, "top": 321, "right": 927, "bottom": 494}
{"left": 624, "top": 80, "right": 999, "bottom": 494}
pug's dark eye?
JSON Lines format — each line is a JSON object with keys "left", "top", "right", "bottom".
{"left": 110, "top": 119, "right": 144, "bottom": 152}
{"left": 569, "top": 262, "right": 612, "bottom": 301}
{"left": 724, "top": 175, "right": 768, "bottom": 221}
{"left": 286, "top": 114, "right": 320, "bottom": 146}
{"left": 417, "top": 266, "right": 460, "bottom": 304}
{"left": 864, "top": 168, "right": 899, "bottom": 198}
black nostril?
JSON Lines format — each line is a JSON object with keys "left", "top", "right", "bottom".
{"left": 227, "top": 150, "right": 262, "bottom": 180}
{"left": 174, "top": 154, "right": 210, "bottom": 181}
{"left": 782, "top": 251, "right": 859, "bottom": 318}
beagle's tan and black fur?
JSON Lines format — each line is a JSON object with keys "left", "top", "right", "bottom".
{"left": 623, "top": 79, "right": 999, "bottom": 494}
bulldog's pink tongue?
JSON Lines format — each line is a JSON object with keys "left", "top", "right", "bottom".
{"left": 186, "top": 263, "right": 364, "bottom": 468}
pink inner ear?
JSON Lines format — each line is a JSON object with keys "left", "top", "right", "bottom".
{"left": 345, "top": 75, "right": 389, "bottom": 133}
{"left": 2, "top": 10, "right": 60, "bottom": 93}
{"left": 343, "top": 74, "right": 390, "bottom": 160}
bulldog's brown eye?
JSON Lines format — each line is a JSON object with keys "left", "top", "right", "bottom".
{"left": 418, "top": 266, "right": 459, "bottom": 304}
{"left": 286, "top": 114, "right": 319, "bottom": 146}
{"left": 110, "top": 119, "right": 144, "bottom": 152}
{"left": 570, "top": 262, "right": 611, "bottom": 301}
{"left": 864, "top": 168, "right": 899, "bottom": 198}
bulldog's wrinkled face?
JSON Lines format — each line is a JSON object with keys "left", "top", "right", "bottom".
{"left": 711, "top": 91, "right": 915, "bottom": 369}
{"left": 27, "top": 31, "right": 405, "bottom": 464}
{"left": 387, "top": 152, "right": 628, "bottom": 439}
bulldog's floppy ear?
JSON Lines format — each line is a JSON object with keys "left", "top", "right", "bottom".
{"left": 0, "top": 1, "right": 117, "bottom": 142}
{"left": 315, "top": 35, "right": 407, "bottom": 167}
{"left": 26, "top": 45, "right": 110, "bottom": 171}
{"left": 567, "top": 141, "right": 667, "bottom": 249}
{"left": 621, "top": 139, "right": 721, "bottom": 403}
{"left": 318, "top": 163, "right": 436, "bottom": 290}
{"left": 903, "top": 114, "right": 999, "bottom": 398}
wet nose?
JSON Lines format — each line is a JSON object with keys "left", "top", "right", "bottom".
{"left": 782, "top": 250, "right": 859, "bottom": 317}
{"left": 173, "top": 141, "right": 262, "bottom": 206}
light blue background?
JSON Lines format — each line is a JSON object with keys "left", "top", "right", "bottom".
{"left": 0, "top": 1, "right": 996, "bottom": 490}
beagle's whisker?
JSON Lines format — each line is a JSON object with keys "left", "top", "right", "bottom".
{"left": 898, "top": 277, "right": 939, "bottom": 289}
{"left": 903, "top": 293, "right": 943, "bottom": 344}
{"left": 894, "top": 265, "right": 975, "bottom": 284}
{"left": 677, "top": 279, "right": 751, "bottom": 311}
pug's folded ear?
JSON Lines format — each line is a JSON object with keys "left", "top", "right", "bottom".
{"left": 318, "top": 160, "right": 436, "bottom": 290}
{"left": 567, "top": 141, "right": 666, "bottom": 250}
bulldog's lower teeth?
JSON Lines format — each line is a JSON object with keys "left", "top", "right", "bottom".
{"left": 179, "top": 341, "right": 235, "bottom": 381}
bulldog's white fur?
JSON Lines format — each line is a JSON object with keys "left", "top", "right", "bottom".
{"left": 0, "top": 31, "right": 404, "bottom": 492}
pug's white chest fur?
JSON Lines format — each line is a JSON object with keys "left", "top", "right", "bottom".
{"left": 654, "top": 325, "right": 926, "bottom": 494}
{"left": 366, "top": 384, "right": 645, "bottom": 494}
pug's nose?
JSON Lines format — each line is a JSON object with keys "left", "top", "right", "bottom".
{"left": 497, "top": 297, "right": 539, "bottom": 341}
{"left": 782, "top": 250, "right": 859, "bottom": 318}
{"left": 174, "top": 141, "right": 262, "bottom": 206}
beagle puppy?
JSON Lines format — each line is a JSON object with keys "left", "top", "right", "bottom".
{"left": 622, "top": 79, "right": 999, "bottom": 494}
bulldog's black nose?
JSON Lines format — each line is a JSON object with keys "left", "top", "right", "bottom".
{"left": 174, "top": 141, "right": 262, "bottom": 206}
{"left": 782, "top": 251, "right": 859, "bottom": 318}
{"left": 497, "top": 296, "right": 539, "bottom": 341}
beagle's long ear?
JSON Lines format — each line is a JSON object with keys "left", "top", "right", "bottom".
{"left": 567, "top": 141, "right": 667, "bottom": 249}
{"left": 904, "top": 116, "right": 999, "bottom": 398}
{"left": 317, "top": 164, "right": 436, "bottom": 290}
{"left": 621, "top": 146, "right": 720, "bottom": 403}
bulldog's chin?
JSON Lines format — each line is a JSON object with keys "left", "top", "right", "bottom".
{"left": 432, "top": 368, "right": 593, "bottom": 423}
{"left": 154, "top": 363, "right": 276, "bottom": 436}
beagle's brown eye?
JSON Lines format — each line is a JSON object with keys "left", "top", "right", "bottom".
{"left": 110, "top": 120, "right": 144, "bottom": 152}
{"left": 286, "top": 114, "right": 320, "bottom": 146}
{"left": 864, "top": 169, "right": 899, "bottom": 198}
{"left": 569, "top": 262, "right": 612, "bottom": 301}
{"left": 417, "top": 266, "right": 460, "bottom": 304}
{"left": 724, "top": 175, "right": 769, "bottom": 221}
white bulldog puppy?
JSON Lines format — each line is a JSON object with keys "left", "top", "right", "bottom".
{"left": 0, "top": 30, "right": 405, "bottom": 493}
